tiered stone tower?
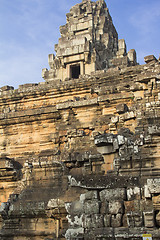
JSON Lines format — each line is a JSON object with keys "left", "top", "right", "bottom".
{"left": 42, "top": 0, "right": 137, "bottom": 82}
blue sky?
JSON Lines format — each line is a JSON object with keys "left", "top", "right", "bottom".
{"left": 0, "top": 0, "right": 159, "bottom": 89}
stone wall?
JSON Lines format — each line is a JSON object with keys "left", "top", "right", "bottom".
{"left": 0, "top": 55, "right": 160, "bottom": 239}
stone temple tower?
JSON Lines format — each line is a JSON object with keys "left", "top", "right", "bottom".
{"left": 42, "top": 0, "right": 137, "bottom": 82}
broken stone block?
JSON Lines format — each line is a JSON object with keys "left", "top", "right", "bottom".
{"left": 80, "top": 191, "right": 98, "bottom": 202}
{"left": 47, "top": 198, "right": 65, "bottom": 209}
{"left": 112, "top": 55, "right": 129, "bottom": 67}
{"left": 116, "top": 103, "right": 128, "bottom": 114}
{"left": 0, "top": 85, "right": 14, "bottom": 91}
{"left": 144, "top": 55, "right": 157, "bottom": 64}
{"left": 67, "top": 214, "right": 83, "bottom": 227}
{"left": 111, "top": 116, "right": 119, "bottom": 123}
{"left": 113, "top": 138, "right": 119, "bottom": 150}
{"left": 111, "top": 214, "right": 122, "bottom": 227}
{"left": 123, "top": 111, "right": 136, "bottom": 121}
{"left": 65, "top": 201, "right": 84, "bottom": 215}
{"left": 117, "top": 135, "right": 125, "bottom": 145}
{"left": 148, "top": 125, "right": 160, "bottom": 135}
{"left": 109, "top": 201, "right": 124, "bottom": 214}
{"left": 117, "top": 39, "right": 127, "bottom": 57}
{"left": 94, "top": 134, "right": 114, "bottom": 146}
{"left": 127, "top": 49, "right": 137, "bottom": 65}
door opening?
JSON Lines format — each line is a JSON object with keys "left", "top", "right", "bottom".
{"left": 70, "top": 64, "right": 80, "bottom": 79}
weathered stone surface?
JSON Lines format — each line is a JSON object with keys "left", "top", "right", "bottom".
{"left": 109, "top": 201, "right": 124, "bottom": 214}
{"left": 84, "top": 200, "right": 100, "bottom": 214}
{"left": 111, "top": 214, "right": 122, "bottom": 227}
{"left": 65, "top": 201, "right": 84, "bottom": 215}
{"left": 127, "top": 187, "right": 141, "bottom": 200}
{"left": 0, "top": 0, "right": 160, "bottom": 239}
{"left": 104, "top": 214, "right": 111, "bottom": 227}
{"left": 80, "top": 190, "right": 98, "bottom": 201}
{"left": 143, "top": 211, "right": 154, "bottom": 228}
{"left": 116, "top": 103, "right": 128, "bottom": 114}
{"left": 144, "top": 55, "right": 157, "bottom": 64}
{"left": 100, "top": 188, "right": 126, "bottom": 201}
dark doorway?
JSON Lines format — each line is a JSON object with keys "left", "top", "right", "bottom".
{"left": 70, "top": 64, "right": 80, "bottom": 79}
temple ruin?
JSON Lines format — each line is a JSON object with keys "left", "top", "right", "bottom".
{"left": 42, "top": 0, "right": 137, "bottom": 82}
{"left": 0, "top": 0, "right": 160, "bottom": 239}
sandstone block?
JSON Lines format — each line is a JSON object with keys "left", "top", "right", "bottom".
{"left": 127, "top": 49, "right": 137, "bottom": 65}
{"left": 47, "top": 198, "right": 65, "bottom": 212}
{"left": 100, "top": 201, "right": 109, "bottom": 214}
{"left": 134, "top": 212, "right": 143, "bottom": 227}
{"left": 67, "top": 214, "right": 83, "bottom": 227}
{"left": 80, "top": 191, "right": 98, "bottom": 202}
{"left": 100, "top": 188, "right": 126, "bottom": 201}
{"left": 111, "top": 116, "right": 119, "bottom": 123}
{"left": 147, "top": 178, "right": 160, "bottom": 194}
{"left": 111, "top": 214, "right": 122, "bottom": 227}
{"left": 104, "top": 214, "right": 111, "bottom": 227}
{"left": 96, "top": 145, "right": 114, "bottom": 155}
{"left": 84, "top": 200, "right": 100, "bottom": 214}
{"left": 116, "top": 104, "right": 128, "bottom": 114}
{"left": 109, "top": 201, "right": 124, "bottom": 214}
{"left": 124, "top": 201, "right": 135, "bottom": 212}
{"left": 65, "top": 227, "right": 84, "bottom": 240}
{"left": 143, "top": 211, "right": 154, "bottom": 228}
{"left": 92, "top": 214, "right": 104, "bottom": 228}
{"left": 144, "top": 55, "right": 157, "bottom": 64}
{"left": 152, "top": 195, "right": 160, "bottom": 210}
{"left": 118, "top": 39, "right": 126, "bottom": 50}
{"left": 83, "top": 215, "right": 92, "bottom": 229}
{"left": 65, "top": 201, "right": 84, "bottom": 215}
{"left": 117, "top": 135, "right": 125, "bottom": 145}
{"left": 0, "top": 85, "right": 14, "bottom": 91}
{"left": 127, "top": 187, "right": 141, "bottom": 200}
{"left": 126, "top": 211, "right": 143, "bottom": 227}
{"left": 156, "top": 211, "right": 160, "bottom": 226}
{"left": 0, "top": 202, "right": 9, "bottom": 215}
